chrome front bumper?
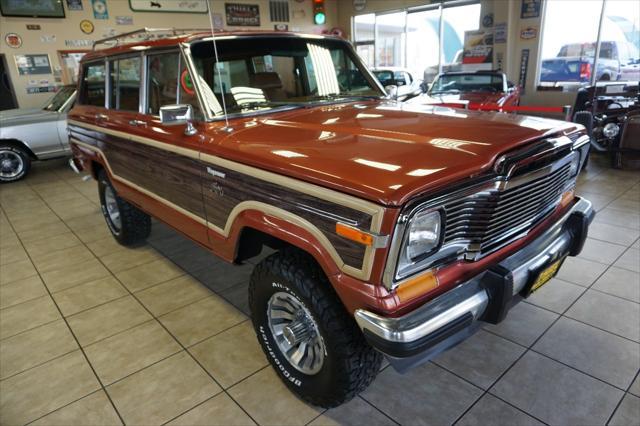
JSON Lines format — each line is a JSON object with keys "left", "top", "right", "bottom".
{"left": 355, "top": 197, "right": 594, "bottom": 372}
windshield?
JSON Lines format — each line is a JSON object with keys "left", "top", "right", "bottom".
{"left": 430, "top": 74, "right": 503, "bottom": 94}
{"left": 42, "top": 86, "right": 76, "bottom": 112}
{"left": 372, "top": 70, "right": 394, "bottom": 86}
{"left": 189, "top": 36, "right": 383, "bottom": 116}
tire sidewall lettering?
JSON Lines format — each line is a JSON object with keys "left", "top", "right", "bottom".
{"left": 259, "top": 324, "right": 302, "bottom": 387}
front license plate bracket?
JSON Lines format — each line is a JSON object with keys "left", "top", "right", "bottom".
{"left": 523, "top": 256, "right": 566, "bottom": 297}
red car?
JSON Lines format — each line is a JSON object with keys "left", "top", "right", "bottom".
{"left": 407, "top": 70, "right": 521, "bottom": 110}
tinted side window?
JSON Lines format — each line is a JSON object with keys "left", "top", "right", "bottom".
{"left": 109, "top": 57, "right": 141, "bottom": 111}
{"left": 80, "top": 62, "right": 106, "bottom": 107}
{"left": 147, "top": 53, "right": 179, "bottom": 115}
{"left": 394, "top": 71, "right": 407, "bottom": 86}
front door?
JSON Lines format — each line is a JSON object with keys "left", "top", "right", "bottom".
{"left": 0, "top": 55, "right": 18, "bottom": 110}
{"left": 127, "top": 51, "right": 210, "bottom": 247}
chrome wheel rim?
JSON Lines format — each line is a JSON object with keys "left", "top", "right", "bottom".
{"left": 103, "top": 186, "right": 121, "bottom": 230}
{"left": 267, "top": 291, "right": 326, "bottom": 375}
{"left": 0, "top": 150, "right": 24, "bottom": 179}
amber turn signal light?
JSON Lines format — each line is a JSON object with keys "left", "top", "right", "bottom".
{"left": 335, "top": 223, "right": 374, "bottom": 246}
{"left": 560, "top": 188, "right": 575, "bottom": 209}
{"left": 396, "top": 270, "right": 439, "bottom": 302}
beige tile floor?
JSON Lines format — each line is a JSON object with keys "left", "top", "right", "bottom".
{"left": 0, "top": 155, "right": 638, "bottom": 426}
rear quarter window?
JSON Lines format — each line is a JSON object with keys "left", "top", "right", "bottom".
{"left": 80, "top": 62, "right": 106, "bottom": 107}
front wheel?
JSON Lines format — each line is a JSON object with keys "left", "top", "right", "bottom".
{"left": 98, "top": 170, "right": 151, "bottom": 246}
{"left": 0, "top": 145, "right": 31, "bottom": 183}
{"left": 249, "top": 249, "right": 382, "bottom": 408}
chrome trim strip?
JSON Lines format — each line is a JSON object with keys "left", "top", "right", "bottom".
{"left": 354, "top": 284, "right": 488, "bottom": 344}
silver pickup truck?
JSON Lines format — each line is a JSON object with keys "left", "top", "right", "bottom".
{"left": 0, "top": 85, "right": 76, "bottom": 183}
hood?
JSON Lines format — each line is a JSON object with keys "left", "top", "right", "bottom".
{"left": 408, "top": 91, "right": 506, "bottom": 106}
{"left": 0, "top": 108, "right": 59, "bottom": 126}
{"left": 212, "top": 101, "right": 578, "bottom": 206}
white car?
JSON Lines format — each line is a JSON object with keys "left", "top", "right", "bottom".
{"left": 0, "top": 85, "right": 76, "bottom": 182}
{"left": 371, "top": 67, "right": 424, "bottom": 100}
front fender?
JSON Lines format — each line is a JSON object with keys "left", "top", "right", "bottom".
{"left": 222, "top": 208, "right": 394, "bottom": 314}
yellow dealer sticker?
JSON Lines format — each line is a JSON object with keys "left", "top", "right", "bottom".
{"left": 531, "top": 258, "right": 564, "bottom": 293}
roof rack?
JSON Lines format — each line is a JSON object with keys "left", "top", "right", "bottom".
{"left": 92, "top": 27, "right": 216, "bottom": 50}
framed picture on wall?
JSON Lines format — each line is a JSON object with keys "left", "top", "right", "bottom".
{"left": 225, "top": 3, "right": 260, "bottom": 27}
{"left": 128, "top": 0, "right": 208, "bottom": 13}
{"left": 0, "top": 0, "right": 65, "bottom": 18}
{"left": 14, "top": 54, "right": 52, "bottom": 75}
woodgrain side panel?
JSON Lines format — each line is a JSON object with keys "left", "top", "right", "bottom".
{"left": 202, "top": 166, "right": 369, "bottom": 268}
{"left": 68, "top": 124, "right": 372, "bottom": 270}
{"left": 71, "top": 126, "right": 205, "bottom": 219}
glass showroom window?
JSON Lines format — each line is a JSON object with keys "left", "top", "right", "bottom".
{"left": 375, "top": 11, "right": 407, "bottom": 68}
{"left": 539, "top": 0, "right": 639, "bottom": 87}
{"left": 353, "top": 14, "right": 374, "bottom": 67}
{"left": 352, "top": 1, "right": 480, "bottom": 83}
{"left": 601, "top": 0, "right": 639, "bottom": 82}
{"left": 406, "top": 8, "right": 440, "bottom": 82}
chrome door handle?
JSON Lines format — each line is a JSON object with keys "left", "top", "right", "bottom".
{"left": 95, "top": 113, "right": 108, "bottom": 121}
{"left": 128, "top": 119, "right": 146, "bottom": 126}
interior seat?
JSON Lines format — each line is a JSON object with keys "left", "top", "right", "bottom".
{"left": 250, "top": 72, "right": 288, "bottom": 101}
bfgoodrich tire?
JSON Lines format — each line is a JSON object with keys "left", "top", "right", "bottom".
{"left": 0, "top": 145, "right": 31, "bottom": 183}
{"left": 249, "top": 249, "right": 382, "bottom": 408}
{"left": 98, "top": 170, "right": 151, "bottom": 246}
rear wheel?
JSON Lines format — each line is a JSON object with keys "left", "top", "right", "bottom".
{"left": 249, "top": 249, "right": 382, "bottom": 408}
{"left": 98, "top": 170, "right": 151, "bottom": 246}
{"left": 0, "top": 145, "right": 30, "bottom": 183}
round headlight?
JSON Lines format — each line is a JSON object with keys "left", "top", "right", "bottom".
{"left": 405, "top": 210, "right": 441, "bottom": 261}
{"left": 602, "top": 122, "right": 620, "bottom": 139}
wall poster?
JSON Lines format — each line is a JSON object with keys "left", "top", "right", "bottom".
{"left": 225, "top": 3, "right": 260, "bottom": 27}
{"left": 91, "top": 0, "right": 108, "bottom": 19}
{"left": 15, "top": 54, "right": 52, "bottom": 75}
{"left": 521, "top": 0, "right": 541, "bottom": 19}
{"left": 494, "top": 22, "right": 507, "bottom": 44}
{"left": 129, "top": 0, "right": 207, "bottom": 13}
{"left": 518, "top": 49, "right": 530, "bottom": 94}
{"left": 462, "top": 30, "right": 494, "bottom": 64}
{"left": 66, "top": 0, "right": 83, "bottom": 11}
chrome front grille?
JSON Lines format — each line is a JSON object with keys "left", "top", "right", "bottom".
{"left": 442, "top": 161, "right": 572, "bottom": 257}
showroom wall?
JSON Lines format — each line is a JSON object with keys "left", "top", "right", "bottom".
{"left": 0, "top": 0, "right": 337, "bottom": 109}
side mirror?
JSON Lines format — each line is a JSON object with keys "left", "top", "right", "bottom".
{"left": 385, "top": 85, "right": 398, "bottom": 100}
{"left": 160, "top": 104, "right": 197, "bottom": 135}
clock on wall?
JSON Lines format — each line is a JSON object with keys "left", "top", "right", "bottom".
{"left": 353, "top": 0, "right": 366, "bottom": 12}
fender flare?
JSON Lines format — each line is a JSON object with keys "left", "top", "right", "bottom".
{"left": 224, "top": 205, "right": 349, "bottom": 279}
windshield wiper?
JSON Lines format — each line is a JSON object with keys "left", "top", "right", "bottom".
{"left": 309, "top": 93, "right": 382, "bottom": 102}
{"left": 237, "top": 101, "right": 299, "bottom": 111}
{"left": 431, "top": 89, "right": 460, "bottom": 94}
